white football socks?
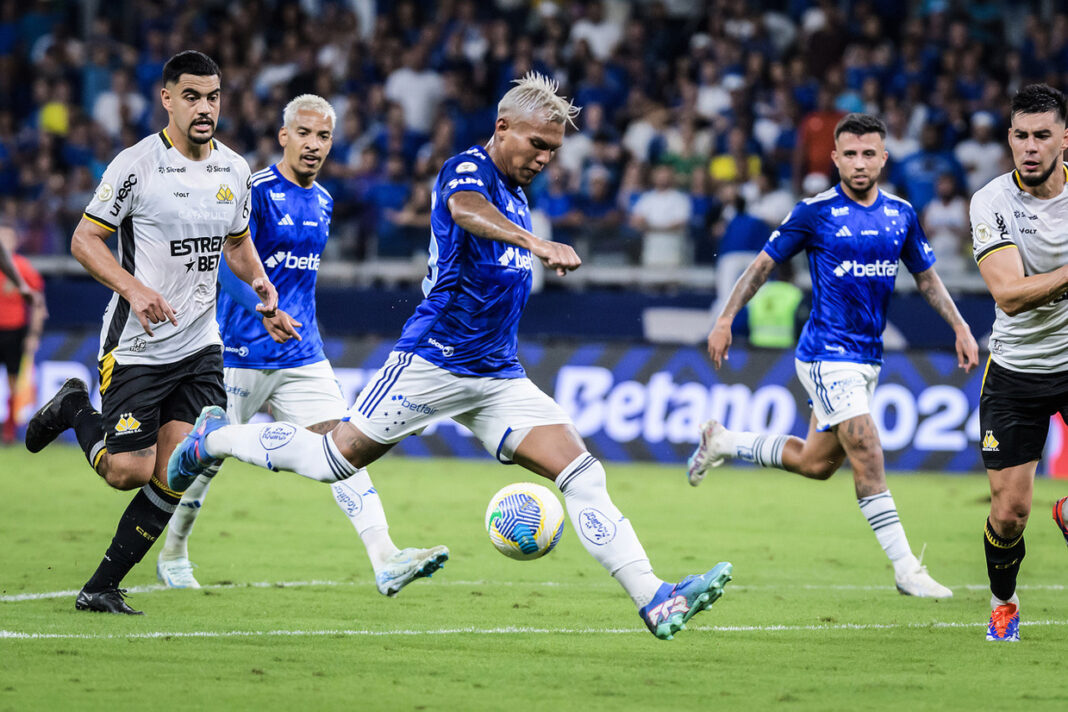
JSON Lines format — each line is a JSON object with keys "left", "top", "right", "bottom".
{"left": 205, "top": 423, "right": 357, "bottom": 482}
{"left": 160, "top": 474, "right": 213, "bottom": 560}
{"left": 725, "top": 430, "right": 790, "bottom": 469}
{"left": 858, "top": 490, "right": 915, "bottom": 575}
{"left": 331, "top": 471, "right": 399, "bottom": 571}
{"left": 555, "top": 452, "right": 663, "bottom": 608}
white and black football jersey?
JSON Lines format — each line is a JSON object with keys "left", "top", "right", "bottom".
{"left": 84, "top": 129, "right": 251, "bottom": 375}
{"left": 971, "top": 165, "right": 1068, "bottom": 372}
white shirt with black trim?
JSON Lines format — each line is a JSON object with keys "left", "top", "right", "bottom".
{"left": 971, "top": 165, "right": 1068, "bottom": 372}
{"left": 84, "top": 130, "right": 252, "bottom": 367}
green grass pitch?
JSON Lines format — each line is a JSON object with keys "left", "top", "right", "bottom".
{"left": 1, "top": 445, "right": 1065, "bottom": 711}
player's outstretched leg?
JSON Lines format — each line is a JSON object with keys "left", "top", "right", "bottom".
{"left": 555, "top": 452, "right": 732, "bottom": 639}
{"left": 25, "top": 378, "right": 90, "bottom": 452}
{"left": 167, "top": 406, "right": 227, "bottom": 491}
{"left": 686, "top": 420, "right": 791, "bottom": 486}
{"left": 375, "top": 546, "right": 450, "bottom": 597}
{"left": 986, "top": 594, "right": 1020, "bottom": 642}
{"left": 1053, "top": 496, "right": 1068, "bottom": 547}
{"left": 639, "top": 562, "right": 733, "bottom": 640}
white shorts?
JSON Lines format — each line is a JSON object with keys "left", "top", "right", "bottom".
{"left": 347, "top": 351, "right": 571, "bottom": 462}
{"left": 225, "top": 360, "right": 347, "bottom": 427}
{"left": 795, "top": 359, "right": 880, "bottom": 431}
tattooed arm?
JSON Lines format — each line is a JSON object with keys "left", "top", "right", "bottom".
{"left": 707, "top": 251, "right": 778, "bottom": 368}
{"left": 912, "top": 266, "right": 979, "bottom": 372}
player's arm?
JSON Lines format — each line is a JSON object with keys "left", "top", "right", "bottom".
{"left": 911, "top": 266, "right": 979, "bottom": 372}
{"left": 221, "top": 233, "right": 281, "bottom": 317}
{"left": 707, "top": 251, "right": 777, "bottom": 368}
{"left": 0, "top": 226, "right": 33, "bottom": 300}
{"left": 977, "top": 246, "right": 1068, "bottom": 316}
{"left": 447, "top": 190, "right": 581, "bottom": 276}
{"left": 218, "top": 255, "right": 301, "bottom": 344}
{"left": 71, "top": 217, "right": 178, "bottom": 336}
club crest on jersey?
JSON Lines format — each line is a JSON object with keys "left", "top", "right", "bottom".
{"left": 114, "top": 413, "right": 142, "bottom": 435}
{"left": 216, "top": 185, "right": 235, "bottom": 203}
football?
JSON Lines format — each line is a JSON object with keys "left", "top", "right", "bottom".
{"left": 485, "top": 482, "right": 566, "bottom": 560}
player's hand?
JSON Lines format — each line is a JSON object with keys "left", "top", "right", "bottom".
{"left": 954, "top": 324, "right": 979, "bottom": 373}
{"left": 127, "top": 282, "right": 178, "bottom": 336}
{"left": 707, "top": 319, "right": 733, "bottom": 369}
{"left": 531, "top": 238, "right": 581, "bottom": 276}
{"left": 252, "top": 277, "right": 279, "bottom": 317}
{"left": 262, "top": 308, "right": 303, "bottom": 343}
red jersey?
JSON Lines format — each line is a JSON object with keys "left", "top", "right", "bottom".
{"left": 0, "top": 255, "right": 44, "bottom": 330}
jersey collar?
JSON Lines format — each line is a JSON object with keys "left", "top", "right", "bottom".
{"left": 158, "top": 128, "right": 218, "bottom": 154}
{"left": 1011, "top": 163, "right": 1068, "bottom": 191}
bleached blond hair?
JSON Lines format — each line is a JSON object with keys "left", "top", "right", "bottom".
{"left": 497, "top": 71, "right": 580, "bottom": 128}
{"left": 283, "top": 94, "right": 337, "bottom": 130}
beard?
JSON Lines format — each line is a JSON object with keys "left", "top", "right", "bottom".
{"left": 843, "top": 173, "right": 875, "bottom": 196}
{"left": 186, "top": 119, "right": 216, "bottom": 145}
{"left": 1019, "top": 158, "right": 1059, "bottom": 186}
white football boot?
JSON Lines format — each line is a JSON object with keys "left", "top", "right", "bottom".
{"left": 686, "top": 420, "right": 731, "bottom": 487}
{"left": 375, "top": 546, "right": 449, "bottom": 597}
{"left": 156, "top": 557, "right": 201, "bottom": 589}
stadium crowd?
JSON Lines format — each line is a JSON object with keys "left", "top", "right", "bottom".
{"left": 0, "top": 0, "right": 1054, "bottom": 278}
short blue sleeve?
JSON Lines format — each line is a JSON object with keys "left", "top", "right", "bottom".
{"left": 763, "top": 201, "right": 813, "bottom": 263}
{"left": 900, "top": 206, "right": 937, "bottom": 273}
{"left": 438, "top": 153, "right": 496, "bottom": 206}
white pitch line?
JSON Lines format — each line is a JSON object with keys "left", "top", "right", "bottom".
{"left": 2, "top": 619, "right": 1068, "bottom": 641}
{"left": 2, "top": 580, "right": 1064, "bottom": 603}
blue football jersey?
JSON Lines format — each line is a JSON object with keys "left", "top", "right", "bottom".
{"left": 763, "top": 185, "right": 936, "bottom": 364}
{"left": 393, "top": 146, "right": 535, "bottom": 377}
{"left": 217, "top": 164, "right": 331, "bottom": 369}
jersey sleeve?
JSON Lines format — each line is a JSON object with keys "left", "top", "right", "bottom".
{"left": 228, "top": 162, "right": 252, "bottom": 238}
{"left": 762, "top": 201, "right": 812, "bottom": 262}
{"left": 900, "top": 205, "right": 937, "bottom": 273}
{"left": 438, "top": 154, "right": 495, "bottom": 206}
{"left": 248, "top": 181, "right": 266, "bottom": 242}
{"left": 970, "top": 187, "right": 1014, "bottom": 267}
{"left": 83, "top": 149, "right": 144, "bottom": 234}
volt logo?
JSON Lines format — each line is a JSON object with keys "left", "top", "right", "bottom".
{"left": 832, "top": 260, "right": 898, "bottom": 278}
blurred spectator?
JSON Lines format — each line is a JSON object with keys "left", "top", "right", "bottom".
{"left": 892, "top": 123, "right": 967, "bottom": 212}
{"left": 922, "top": 173, "right": 970, "bottom": 279}
{"left": 744, "top": 168, "right": 796, "bottom": 228}
{"left": 954, "top": 111, "right": 1007, "bottom": 193}
{"left": 576, "top": 164, "right": 627, "bottom": 263}
{"left": 629, "top": 164, "right": 692, "bottom": 268}
{"left": 368, "top": 153, "right": 415, "bottom": 258}
{"left": 384, "top": 45, "right": 444, "bottom": 137}
{"left": 793, "top": 85, "right": 845, "bottom": 191}
{"left": 710, "top": 126, "right": 762, "bottom": 186}
{"left": 537, "top": 162, "right": 582, "bottom": 247}
{"left": 569, "top": 0, "right": 622, "bottom": 61}
{"left": 92, "top": 69, "right": 146, "bottom": 139}
{"left": 0, "top": 222, "right": 45, "bottom": 443}
{"left": 710, "top": 187, "right": 770, "bottom": 318}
